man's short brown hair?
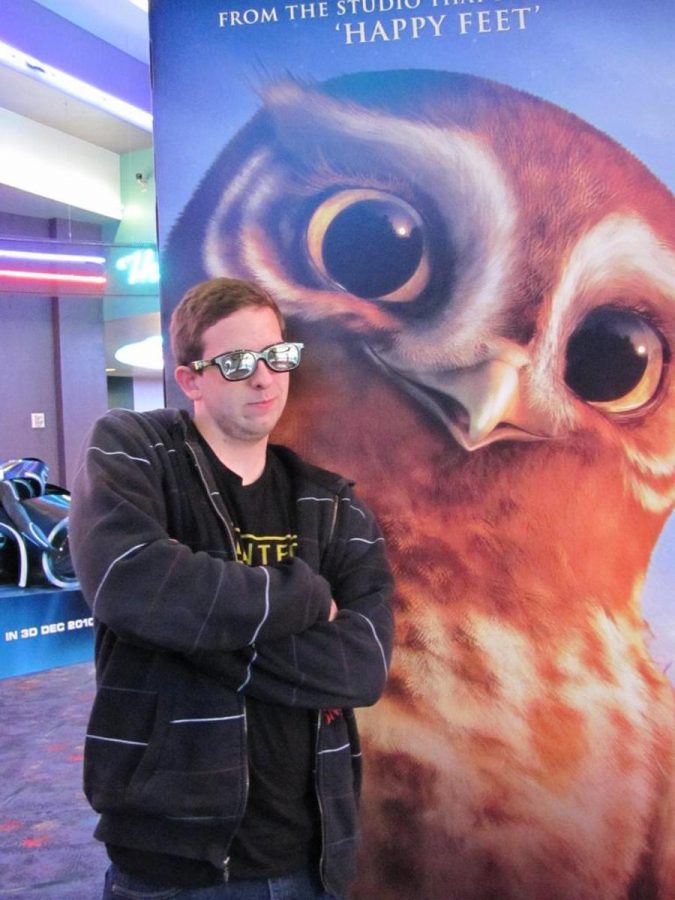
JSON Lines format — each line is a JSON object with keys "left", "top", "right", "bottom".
{"left": 170, "top": 277, "right": 285, "bottom": 366}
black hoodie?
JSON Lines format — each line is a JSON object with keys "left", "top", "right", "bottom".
{"left": 69, "top": 407, "right": 393, "bottom": 897}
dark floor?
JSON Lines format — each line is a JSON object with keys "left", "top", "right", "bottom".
{"left": 0, "top": 662, "right": 107, "bottom": 898}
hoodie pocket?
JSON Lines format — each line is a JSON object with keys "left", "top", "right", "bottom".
{"left": 137, "top": 700, "right": 247, "bottom": 819}
{"left": 84, "top": 685, "right": 159, "bottom": 810}
{"left": 85, "top": 681, "right": 248, "bottom": 820}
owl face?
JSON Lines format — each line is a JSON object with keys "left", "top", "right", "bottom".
{"left": 163, "top": 71, "right": 675, "bottom": 899}
{"left": 173, "top": 70, "right": 675, "bottom": 518}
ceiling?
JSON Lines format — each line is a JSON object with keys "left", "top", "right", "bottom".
{"left": 0, "top": 0, "right": 160, "bottom": 380}
{"left": 0, "top": 0, "right": 151, "bottom": 155}
{"left": 0, "top": 62, "right": 150, "bottom": 155}
{"left": 30, "top": 0, "right": 151, "bottom": 65}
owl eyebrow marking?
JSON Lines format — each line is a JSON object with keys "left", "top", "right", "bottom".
{"left": 216, "top": 150, "right": 269, "bottom": 218}
{"left": 625, "top": 443, "right": 675, "bottom": 478}
{"left": 289, "top": 87, "right": 516, "bottom": 339}
{"left": 529, "top": 213, "right": 675, "bottom": 424}
{"left": 627, "top": 476, "right": 675, "bottom": 514}
{"left": 204, "top": 77, "right": 517, "bottom": 337}
{"left": 204, "top": 149, "right": 271, "bottom": 274}
{"left": 544, "top": 214, "right": 675, "bottom": 351}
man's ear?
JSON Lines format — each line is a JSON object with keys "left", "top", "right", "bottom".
{"left": 175, "top": 365, "right": 202, "bottom": 401}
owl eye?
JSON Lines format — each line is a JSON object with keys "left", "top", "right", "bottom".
{"left": 306, "top": 189, "right": 430, "bottom": 302}
{"left": 564, "top": 307, "right": 668, "bottom": 414}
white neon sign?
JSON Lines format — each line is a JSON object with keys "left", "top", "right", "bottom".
{"left": 115, "top": 249, "right": 160, "bottom": 286}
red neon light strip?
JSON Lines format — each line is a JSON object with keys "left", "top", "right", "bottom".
{"left": 0, "top": 269, "right": 107, "bottom": 285}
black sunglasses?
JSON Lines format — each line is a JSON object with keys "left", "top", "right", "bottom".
{"left": 189, "top": 342, "right": 304, "bottom": 381}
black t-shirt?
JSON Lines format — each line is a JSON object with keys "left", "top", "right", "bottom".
{"left": 108, "top": 443, "right": 320, "bottom": 887}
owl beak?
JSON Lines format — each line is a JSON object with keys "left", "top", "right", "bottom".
{"left": 367, "top": 347, "right": 552, "bottom": 451}
{"left": 432, "top": 359, "right": 552, "bottom": 450}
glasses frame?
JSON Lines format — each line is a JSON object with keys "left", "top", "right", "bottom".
{"left": 189, "top": 341, "right": 304, "bottom": 382}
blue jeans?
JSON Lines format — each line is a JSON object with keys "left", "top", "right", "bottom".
{"left": 102, "top": 863, "right": 337, "bottom": 899}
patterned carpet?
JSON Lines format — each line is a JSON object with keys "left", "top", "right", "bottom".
{"left": 0, "top": 662, "right": 107, "bottom": 898}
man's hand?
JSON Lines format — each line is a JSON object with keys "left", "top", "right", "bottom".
{"left": 329, "top": 599, "right": 339, "bottom": 621}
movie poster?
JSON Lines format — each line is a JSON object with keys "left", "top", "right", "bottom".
{"left": 149, "top": 2, "right": 675, "bottom": 897}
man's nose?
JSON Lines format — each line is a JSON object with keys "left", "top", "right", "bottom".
{"left": 250, "top": 359, "right": 274, "bottom": 387}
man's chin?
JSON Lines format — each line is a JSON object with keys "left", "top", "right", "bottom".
{"left": 240, "top": 414, "right": 283, "bottom": 443}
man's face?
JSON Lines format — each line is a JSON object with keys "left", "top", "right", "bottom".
{"left": 181, "top": 306, "right": 290, "bottom": 446}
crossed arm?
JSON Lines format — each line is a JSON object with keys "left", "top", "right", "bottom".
{"left": 69, "top": 411, "right": 394, "bottom": 710}
{"left": 198, "top": 509, "right": 394, "bottom": 709}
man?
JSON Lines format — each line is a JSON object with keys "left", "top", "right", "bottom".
{"left": 69, "top": 277, "right": 394, "bottom": 900}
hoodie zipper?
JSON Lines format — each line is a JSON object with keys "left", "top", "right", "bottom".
{"left": 186, "top": 441, "right": 238, "bottom": 557}
{"left": 328, "top": 495, "right": 339, "bottom": 544}
{"left": 320, "top": 495, "right": 340, "bottom": 570}
{"left": 219, "top": 698, "right": 250, "bottom": 882}
{"left": 187, "top": 437, "right": 339, "bottom": 885}
{"left": 316, "top": 496, "right": 342, "bottom": 894}
{"left": 314, "top": 710, "right": 327, "bottom": 888}
{"left": 186, "top": 440, "right": 249, "bottom": 880}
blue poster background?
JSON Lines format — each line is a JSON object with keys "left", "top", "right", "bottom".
{"left": 150, "top": 0, "right": 674, "bottom": 677}
{"left": 150, "top": 2, "right": 675, "bottom": 897}
{"left": 150, "top": 1, "right": 673, "bottom": 232}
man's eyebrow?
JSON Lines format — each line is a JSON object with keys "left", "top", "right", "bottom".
{"left": 213, "top": 342, "right": 287, "bottom": 356}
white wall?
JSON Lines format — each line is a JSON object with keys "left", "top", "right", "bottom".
{"left": 132, "top": 376, "right": 164, "bottom": 411}
{"left": 0, "top": 108, "right": 121, "bottom": 219}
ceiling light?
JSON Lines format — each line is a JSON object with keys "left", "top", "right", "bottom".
{"left": 0, "top": 270, "right": 106, "bottom": 285}
{"left": 0, "top": 39, "right": 152, "bottom": 131}
{"left": 115, "top": 335, "right": 164, "bottom": 371}
{"left": 0, "top": 249, "right": 105, "bottom": 264}
{"left": 0, "top": 245, "right": 107, "bottom": 289}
